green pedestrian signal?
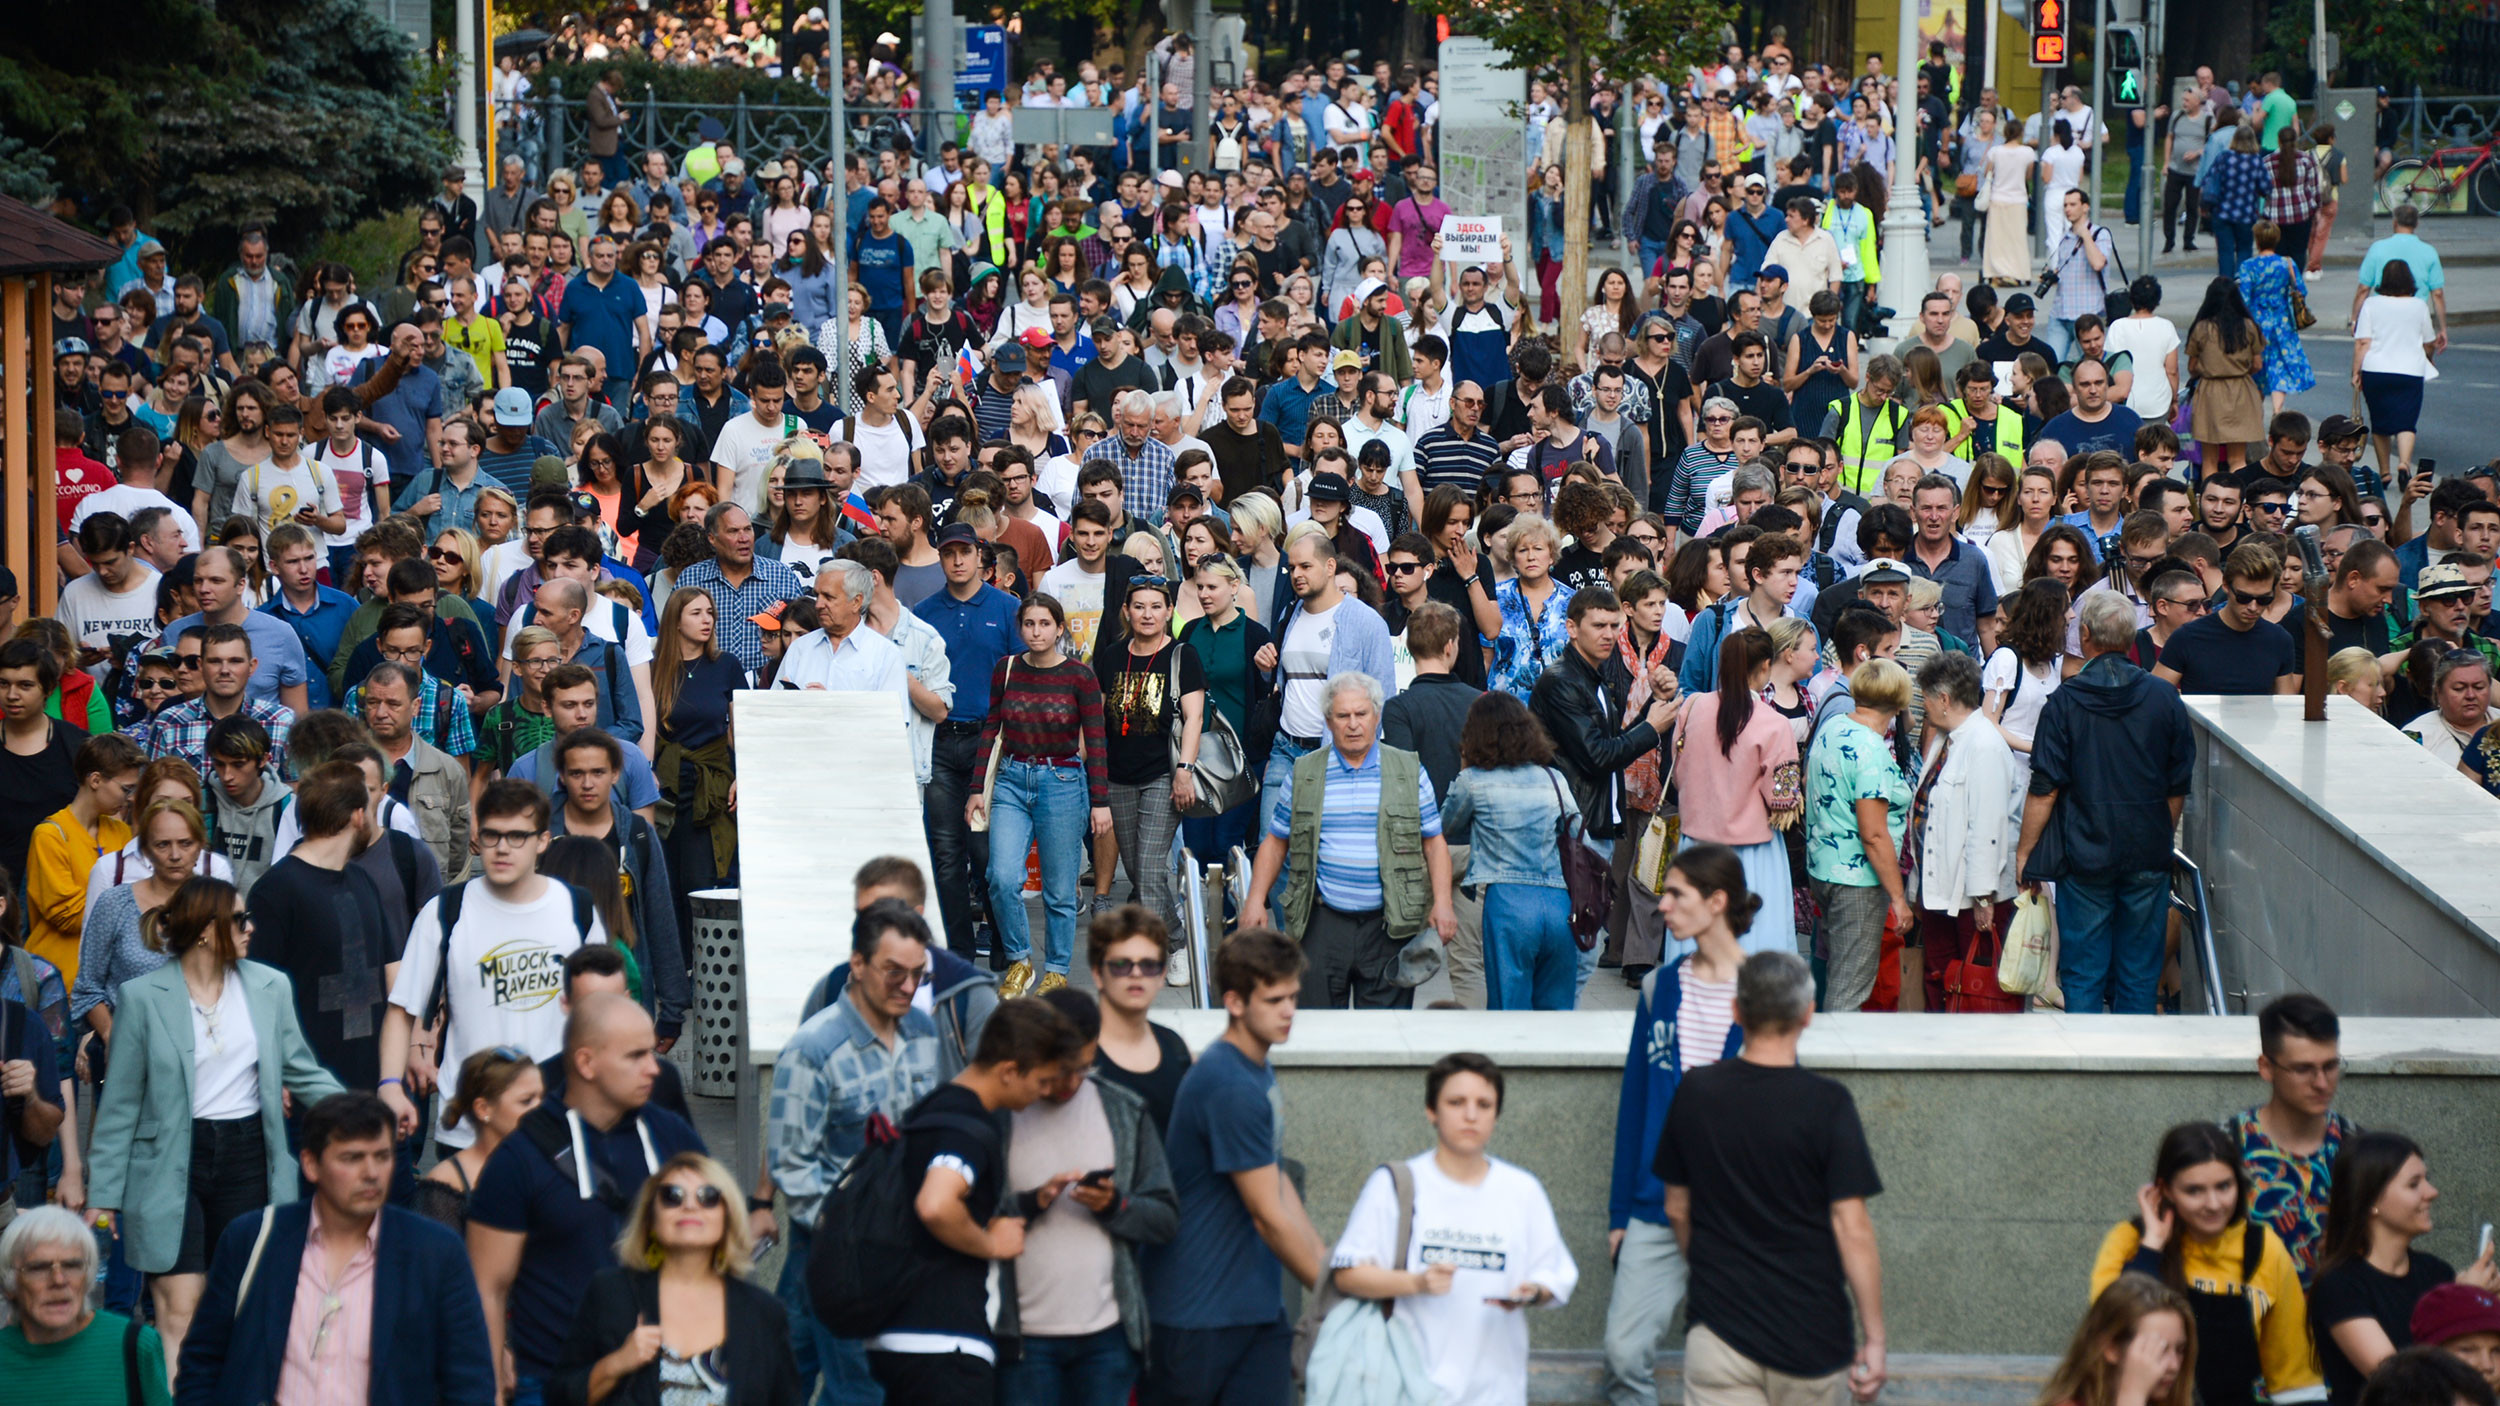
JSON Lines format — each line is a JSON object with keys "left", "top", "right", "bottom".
{"left": 2106, "top": 25, "right": 2147, "bottom": 109}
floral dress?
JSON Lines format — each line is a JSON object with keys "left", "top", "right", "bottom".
{"left": 2237, "top": 252, "right": 2315, "bottom": 395}
{"left": 1487, "top": 578, "right": 1577, "bottom": 701}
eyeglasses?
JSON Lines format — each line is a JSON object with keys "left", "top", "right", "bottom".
{"left": 2163, "top": 595, "right": 2212, "bottom": 614}
{"left": 13, "top": 1257, "right": 88, "bottom": 1281}
{"left": 477, "top": 827, "right": 544, "bottom": 849}
{"left": 1102, "top": 957, "right": 1167, "bottom": 978}
{"left": 1702, "top": 413, "right": 1734, "bottom": 424}
{"left": 657, "top": 1182, "right": 726, "bottom": 1210}
{"left": 2274, "top": 1057, "right": 2343, "bottom": 1080}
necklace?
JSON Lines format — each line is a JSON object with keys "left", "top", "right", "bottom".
{"left": 191, "top": 973, "right": 228, "bottom": 1055}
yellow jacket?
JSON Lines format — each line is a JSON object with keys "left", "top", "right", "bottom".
{"left": 2091, "top": 1219, "right": 2325, "bottom": 1403}
{"left": 27, "top": 806, "right": 131, "bottom": 985}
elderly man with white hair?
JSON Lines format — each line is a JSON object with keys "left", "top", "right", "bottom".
{"left": 1, "top": 1205, "right": 170, "bottom": 1397}
{"left": 1242, "top": 669, "right": 1457, "bottom": 1010}
{"left": 1081, "top": 387, "right": 1180, "bottom": 522}
{"left": 1150, "top": 387, "right": 1213, "bottom": 465}
{"left": 774, "top": 557, "right": 913, "bottom": 728}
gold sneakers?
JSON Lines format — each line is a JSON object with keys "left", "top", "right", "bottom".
{"left": 1035, "top": 971, "right": 1069, "bottom": 995}
{"left": 1001, "top": 960, "right": 1035, "bottom": 998}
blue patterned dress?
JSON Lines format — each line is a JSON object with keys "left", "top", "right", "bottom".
{"left": 2237, "top": 252, "right": 2315, "bottom": 395}
{"left": 1486, "top": 578, "right": 1577, "bottom": 701}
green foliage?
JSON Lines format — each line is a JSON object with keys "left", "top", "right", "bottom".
{"left": 0, "top": 132, "right": 55, "bottom": 205}
{"left": 307, "top": 206, "right": 425, "bottom": 295}
{"left": 1423, "top": 0, "right": 1735, "bottom": 112}
{"left": 0, "top": 0, "right": 449, "bottom": 272}
{"left": 2260, "top": 0, "right": 2479, "bottom": 89}
{"left": 539, "top": 57, "right": 827, "bottom": 110}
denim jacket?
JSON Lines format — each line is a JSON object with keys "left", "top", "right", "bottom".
{"left": 1439, "top": 763, "right": 1579, "bottom": 889}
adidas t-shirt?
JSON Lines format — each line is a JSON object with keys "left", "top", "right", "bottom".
{"left": 386, "top": 877, "right": 607, "bottom": 1148}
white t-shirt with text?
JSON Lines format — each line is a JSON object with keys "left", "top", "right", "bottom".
{"left": 57, "top": 566, "right": 163, "bottom": 654}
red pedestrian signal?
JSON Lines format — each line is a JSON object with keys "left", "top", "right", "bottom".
{"left": 2029, "top": 0, "right": 2071, "bottom": 67}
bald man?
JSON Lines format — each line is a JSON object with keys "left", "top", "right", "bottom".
{"left": 467, "top": 988, "right": 706, "bottom": 1402}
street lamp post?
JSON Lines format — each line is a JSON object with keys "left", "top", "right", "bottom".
{"left": 1875, "top": 0, "right": 1932, "bottom": 341}
{"left": 827, "top": 0, "right": 848, "bottom": 393}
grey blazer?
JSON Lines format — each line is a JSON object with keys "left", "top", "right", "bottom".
{"left": 87, "top": 960, "right": 346, "bottom": 1273}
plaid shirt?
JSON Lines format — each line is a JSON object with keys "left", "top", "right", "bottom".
{"left": 677, "top": 554, "right": 806, "bottom": 674}
{"left": 2262, "top": 151, "right": 2322, "bottom": 225}
{"left": 1083, "top": 432, "right": 1179, "bottom": 521}
{"left": 346, "top": 670, "right": 476, "bottom": 758}
{"left": 139, "top": 697, "right": 297, "bottom": 783}
{"left": 766, "top": 997, "right": 941, "bottom": 1228}
{"left": 2048, "top": 225, "right": 2121, "bottom": 321}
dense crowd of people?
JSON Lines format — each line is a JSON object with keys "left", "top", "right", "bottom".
{"left": 2, "top": 16, "right": 2490, "bottom": 1406}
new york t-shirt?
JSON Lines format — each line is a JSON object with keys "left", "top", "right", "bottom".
{"left": 386, "top": 878, "right": 606, "bottom": 1147}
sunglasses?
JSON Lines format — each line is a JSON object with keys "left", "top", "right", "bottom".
{"left": 2249, "top": 502, "right": 2289, "bottom": 515}
{"left": 2229, "top": 588, "right": 2278, "bottom": 607}
{"left": 1386, "top": 561, "right": 1428, "bottom": 576}
{"left": 1102, "top": 957, "right": 1167, "bottom": 978}
{"left": 2362, "top": 514, "right": 2387, "bottom": 527}
{"left": 175, "top": 655, "right": 203, "bottom": 670}
{"left": 657, "top": 1183, "right": 726, "bottom": 1210}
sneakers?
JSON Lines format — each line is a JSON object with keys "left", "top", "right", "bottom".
{"left": 1001, "top": 960, "right": 1035, "bottom": 998}
{"left": 1165, "top": 943, "right": 1193, "bottom": 989}
{"left": 1035, "top": 971, "right": 1069, "bottom": 995}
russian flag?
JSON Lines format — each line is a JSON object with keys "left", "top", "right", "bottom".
{"left": 955, "top": 343, "right": 984, "bottom": 386}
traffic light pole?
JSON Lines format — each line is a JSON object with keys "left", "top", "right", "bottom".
{"left": 2089, "top": 0, "right": 2107, "bottom": 227}
{"left": 2138, "top": 0, "right": 2162, "bottom": 281}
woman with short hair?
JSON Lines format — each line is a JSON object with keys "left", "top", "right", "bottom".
{"left": 1481, "top": 515, "right": 1575, "bottom": 702}
{"left": 2399, "top": 650, "right": 2499, "bottom": 768}
{"left": 1910, "top": 650, "right": 2025, "bottom": 1013}
{"left": 1802, "top": 657, "right": 1914, "bottom": 1010}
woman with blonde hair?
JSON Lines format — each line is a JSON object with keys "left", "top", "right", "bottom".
{"left": 2037, "top": 1275, "right": 2198, "bottom": 1406}
{"left": 551, "top": 1152, "right": 804, "bottom": 1406}
{"left": 2327, "top": 646, "right": 2387, "bottom": 718}
{"left": 1478, "top": 514, "right": 1575, "bottom": 701}
{"left": 82, "top": 759, "right": 233, "bottom": 929}
{"left": 1958, "top": 453, "right": 2019, "bottom": 540}
{"left": 473, "top": 484, "right": 520, "bottom": 549}
{"left": 431, "top": 526, "right": 493, "bottom": 623}
{"left": 85, "top": 876, "right": 343, "bottom": 1372}
{"left": 414, "top": 1045, "right": 542, "bottom": 1231}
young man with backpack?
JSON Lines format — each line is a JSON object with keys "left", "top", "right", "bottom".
{"left": 502, "top": 666, "right": 662, "bottom": 823}
{"left": 774, "top": 897, "right": 946, "bottom": 1405}
{"left": 243, "top": 762, "right": 396, "bottom": 1134}
{"left": 375, "top": 778, "right": 606, "bottom": 1150}
{"left": 808, "top": 991, "right": 1082, "bottom": 1406}
{"left": 1139, "top": 928, "right": 1327, "bottom": 1406}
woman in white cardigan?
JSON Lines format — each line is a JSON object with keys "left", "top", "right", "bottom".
{"left": 1907, "top": 651, "right": 2026, "bottom": 1013}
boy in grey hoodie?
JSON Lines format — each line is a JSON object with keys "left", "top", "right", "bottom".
{"left": 206, "top": 714, "right": 295, "bottom": 901}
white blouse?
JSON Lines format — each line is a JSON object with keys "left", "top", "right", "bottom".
{"left": 191, "top": 967, "right": 262, "bottom": 1121}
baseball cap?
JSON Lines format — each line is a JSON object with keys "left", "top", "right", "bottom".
{"left": 1350, "top": 167, "right": 1377, "bottom": 182}
{"left": 531, "top": 455, "right": 570, "bottom": 488}
{"left": 1741, "top": 173, "right": 1767, "bottom": 190}
{"left": 2418, "top": 563, "right": 2478, "bottom": 601}
{"left": 1156, "top": 170, "right": 1184, "bottom": 189}
{"left": 493, "top": 387, "right": 534, "bottom": 427}
{"left": 54, "top": 337, "right": 90, "bottom": 357}
{"left": 1327, "top": 348, "right": 1364, "bottom": 373}
{"left": 1758, "top": 263, "right": 1790, "bottom": 284}
{"left": 1308, "top": 471, "right": 1354, "bottom": 503}
{"left": 2003, "top": 292, "right": 2037, "bottom": 315}
{"left": 1858, "top": 558, "right": 1914, "bottom": 586}
{"left": 2413, "top": 1284, "right": 2500, "bottom": 1347}
{"left": 934, "top": 522, "right": 980, "bottom": 549}
{"left": 1016, "top": 326, "right": 1054, "bottom": 349}
{"left": 749, "top": 600, "right": 792, "bottom": 632}
{"left": 2317, "top": 414, "right": 2368, "bottom": 443}
{"left": 566, "top": 490, "right": 602, "bottom": 521}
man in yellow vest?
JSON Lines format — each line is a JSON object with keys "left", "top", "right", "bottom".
{"left": 1823, "top": 352, "right": 1909, "bottom": 496}
{"left": 1941, "top": 359, "right": 2027, "bottom": 463}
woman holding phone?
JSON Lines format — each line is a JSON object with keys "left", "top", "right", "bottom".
{"left": 2309, "top": 1131, "right": 2500, "bottom": 1406}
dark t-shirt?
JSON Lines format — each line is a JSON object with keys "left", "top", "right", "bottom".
{"left": 2040, "top": 406, "right": 2145, "bottom": 459}
{"left": 1655, "top": 1059, "right": 1884, "bottom": 1379}
{"left": 1145, "top": 1038, "right": 1284, "bottom": 1330}
{"left": 1711, "top": 377, "right": 1793, "bottom": 435}
{"left": 2306, "top": 601, "right": 2399, "bottom": 658}
{"left": 244, "top": 857, "right": 393, "bottom": 1090}
{"left": 1094, "top": 638, "right": 1208, "bottom": 786}
{"left": 2159, "top": 613, "right": 2301, "bottom": 695}
{"left": 2311, "top": 1251, "right": 2455, "bottom": 1406}
{"left": 1974, "top": 330, "right": 2047, "bottom": 364}
{"left": 0, "top": 720, "right": 84, "bottom": 884}
{"left": 467, "top": 1104, "right": 706, "bottom": 1376}
{"left": 899, "top": 312, "right": 980, "bottom": 382}
{"left": 1556, "top": 545, "right": 1608, "bottom": 595}
{"left": 891, "top": 1082, "right": 1005, "bottom": 1341}
{"left": 503, "top": 315, "right": 557, "bottom": 396}
{"left": 1093, "top": 1022, "right": 1195, "bottom": 1138}
{"left": 1073, "top": 354, "right": 1158, "bottom": 416}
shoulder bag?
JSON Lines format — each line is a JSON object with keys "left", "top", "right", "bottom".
{"left": 1550, "top": 768, "right": 1614, "bottom": 950}
{"left": 1170, "top": 640, "right": 1255, "bottom": 818}
{"left": 1293, "top": 1161, "right": 1435, "bottom": 1404}
{"left": 1941, "top": 916, "right": 2027, "bottom": 1013}
{"left": 970, "top": 657, "right": 1012, "bottom": 833}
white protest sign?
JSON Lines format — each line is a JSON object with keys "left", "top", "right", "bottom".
{"left": 1442, "top": 214, "right": 1503, "bottom": 266}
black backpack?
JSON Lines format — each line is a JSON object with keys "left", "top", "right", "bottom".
{"left": 805, "top": 1106, "right": 1000, "bottom": 1338}
{"left": 422, "top": 878, "right": 598, "bottom": 1029}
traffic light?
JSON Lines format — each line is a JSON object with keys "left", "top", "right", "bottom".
{"left": 2106, "top": 24, "right": 2147, "bottom": 107}
{"left": 2030, "top": 0, "right": 2069, "bottom": 67}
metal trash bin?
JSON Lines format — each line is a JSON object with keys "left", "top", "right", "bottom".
{"left": 687, "top": 888, "right": 744, "bottom": 1097}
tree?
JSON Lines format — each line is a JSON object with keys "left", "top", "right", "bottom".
{"left": 1421, "top": 0, "right": 1731, "bottom": 349}
{"left": 0, "top": 0, "right": 448, "bottom": 271}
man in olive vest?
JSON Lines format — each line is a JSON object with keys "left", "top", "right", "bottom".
{"left": 1240, "top": 670, "right": 1456, "bottom": 1010}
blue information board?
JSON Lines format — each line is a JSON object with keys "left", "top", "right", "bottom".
{"left": 959, "top": 25, "right": 1006, "bottom": 97}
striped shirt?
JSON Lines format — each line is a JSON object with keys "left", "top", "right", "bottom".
{"left": 1415, "top": 425, "right": 1504, "bottom": 495}
{"left": 1678, "top": 973, "right": 1739, "bottom": 1073}
{"left": 1666, "top": 444, "right": 1742, "bottom": 535}
{"left": 974, "top": 656, "right": 1109, "bottom": 805}
{"left": 1263, "top": 743, "right": 1443, "bottom": 913}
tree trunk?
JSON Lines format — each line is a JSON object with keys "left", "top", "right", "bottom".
{"left": 1125, "top": 0, "right": 1164, "bottom": 94}
{"left": 1559, "top": 39, "right": 1591, "bottom": 353}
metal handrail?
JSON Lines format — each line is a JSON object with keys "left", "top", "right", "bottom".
{"left": 2170, "top": 848, "right": 2228, "bottom": 1015}
{"left": 525, "top": 76, "right": 957, "bottom": 181}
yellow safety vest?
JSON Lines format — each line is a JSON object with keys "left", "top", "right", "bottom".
{"left": 1942, "top": 397, "right": 2025, "bottom": 461}
{"left": 1832, "top": 394, "right": 1910, "bottom": 495}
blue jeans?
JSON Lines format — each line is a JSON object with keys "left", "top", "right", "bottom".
{"left": 2043, "top": 317, "right": 2080, "bottom": 365}
{"left": 1483, "top": 883, "right": 1580, "bottom": 1011}
{"left": 1258, "top": 734, "right": 1320, "bottom": 909}
{"left": 777, "top": 1222, "right": 885, "bottom": 1405}
{"left": 2212, "top": 218, "right": 2254, "bottom": 278}
{"left": 1838, "top": 281, "right": 1868, "bottom": 336}
{"left": 512, "top": 1377, "right": 546, "bottom": 1406}
{"left": 997, "top": 1325, "right": 1137, "bottom": 1406}
{"left": 1639, "top": 238, "right": 1670, "bottom": 280}
{"left": 987, "top": 758, "right": 1092, "bottom": 973}
{"left": 2055, "top": 869, "right": 2171, "bottom": 1014}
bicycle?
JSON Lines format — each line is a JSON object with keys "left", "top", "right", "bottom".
{"left": 2379, "top": 128, "right": 2500, "bottom": 216}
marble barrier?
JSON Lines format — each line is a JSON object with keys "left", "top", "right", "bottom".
{"left": 2182, "top": 696, "right": 2500, "bottom": 1015}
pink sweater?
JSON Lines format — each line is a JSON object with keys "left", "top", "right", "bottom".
{"left": 1671, "top": 692, "right": 1802, "bottom": 847}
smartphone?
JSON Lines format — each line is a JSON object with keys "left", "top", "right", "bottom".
{"left": 2419, "top": 459, "right": 2440, "bottom": 481}
{"left": 1078, "top": 1167, "right": 1115, "bottom": 1187}
{"left": 2480, "top": 1223, "right": 2492, "bottom": 1258}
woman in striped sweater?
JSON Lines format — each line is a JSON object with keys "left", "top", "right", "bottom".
{"left": 967, "top": 593, "right": 1111, "bottom": 998}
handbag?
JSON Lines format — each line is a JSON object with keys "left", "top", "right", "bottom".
{"left": 1549, "top": 769, "right": 1614, "bottom": 951}
{"left": 1942, "top": 917, "right": 2027, "bottom": 1013}
{"left": 1954, "top": 172, "right": 1979, "bottom": 199}
{"left": 2292, "top": 275, "right": 2319, "bottom": 331}
{"left": 968, "top": 656, "right": 1011, "bottom": 833}
{"left": 1169, "top": 644, "right": 1255, "bottom": 819}
{"left": 1293, "top": 1162, "right": 1431, "bottom": 1392}
{"left": 1633, "top": 808, "right": 1683, "bottom": 898}
{"left": 1974, "top": 178, "right": 1992, "bottom": 212}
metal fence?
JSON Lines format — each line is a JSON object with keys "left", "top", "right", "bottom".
{"left": 513, "top": 76, "right": 955, "bottom": 181}
{"left": 2385, "top": 90, "right": 2500, "bottom": 155}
